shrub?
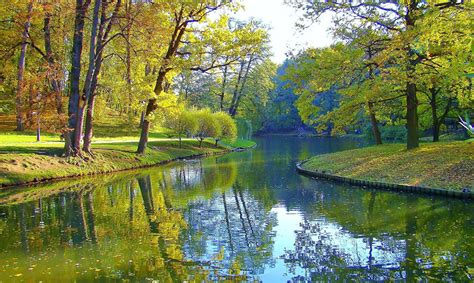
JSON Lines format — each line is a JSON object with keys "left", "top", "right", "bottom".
{"left": 213, "top": 112, "right": 237, "bottom": 146}
{"left": 165, "top": 110, "right": 197, "bottom": 147}
{"left": 191, "top": 109, "right": 221, "bottom": 147}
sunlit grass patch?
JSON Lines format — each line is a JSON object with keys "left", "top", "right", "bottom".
{"left": 301, "top": 141, "right": 474, "bottom": 190}
{"left": 0, "top": 139, "right": 229, "bottom": 187}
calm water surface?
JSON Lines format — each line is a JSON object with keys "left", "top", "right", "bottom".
{"left": 0, "top": 137, "right": 472, "bottom": 282}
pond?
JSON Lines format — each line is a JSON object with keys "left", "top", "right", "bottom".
{"left": 0, "top": 137, "right": 472, "bottom": 281}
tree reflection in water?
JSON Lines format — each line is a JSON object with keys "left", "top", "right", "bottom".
{"left": 0, "top": 137, "right": 472, "bottom": 281}
{"left": 0, "top": 156, "right": 277, "bottom": 281}
{"left": 282, "top": 188, "right": 473, "bottom": 281}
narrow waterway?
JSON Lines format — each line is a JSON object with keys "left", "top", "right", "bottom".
{"left": 0, "top": 137, "right": 472, "bottom": 281}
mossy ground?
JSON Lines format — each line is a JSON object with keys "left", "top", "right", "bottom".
{"left": 301, "top": 141, "right": 474, "bottom": 190}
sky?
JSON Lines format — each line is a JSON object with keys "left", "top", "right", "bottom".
{"left": 233, "top": 0, "right": 335, "bottom": 63}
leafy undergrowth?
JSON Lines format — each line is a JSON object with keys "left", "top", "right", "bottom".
{"left": 301, "top": 141, "right": 474, "bottom": 190}
{"left": 0, "top": 139, "right": 254, "bottom": 187}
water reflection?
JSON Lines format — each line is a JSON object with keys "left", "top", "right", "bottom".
{"left": 0, "top": 137, "right": 472, "bottom": 281}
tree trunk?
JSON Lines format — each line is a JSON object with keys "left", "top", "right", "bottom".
{"left": 405, "top": 4, "right": 419, "bottom": 150}
{"left": 136, "top": 11, "right": 189, "bottom": 153}
{"left": 368, "top": 102, "right": 382, "bottom": 145}
{"left": 82, "top": 55, "right": 104, "bottom": 153}
{"left": 430, "top": 87, "right": 452, "bottom": 143}
{"left": 179, "top": 137, "right": 182, "bottom": 148}
{"left": 137, "top": 70, "right": 165, "bottom": 153}
{"left": 74, "top": 0, "right": 101, "bottom": 154}
{"left": 27, "top": 84, "right": 34, "bottom": 126}
{"left": 82, "top": 95, "right": 96, "bottom": 153}
{"left": 365, "top": 51, "right": 382, "bottom": 145}
{"left": 432, "top": 120, "right": 440, "bottom": 142}
{"left": 125, "top": 0, "right": 133, "bottom": 117}
{"left": 83, "top": 0, "right": 121, "bottom": 154}
{"left": 219, "top": 58, "right": 228, "bottom": 111}
{"left": 15, "top": 0, "right": 34, "bottom": 131}
{"left": 137, "top": 119, "right": 151, "bottom": 153}
{"left": 430, "top": 88, "right": 439, "bottom": 142}
{"left": 229, "top": 60, "right": 245, "bottom": 116}
{"left": 43, "top": 8, "right": 63, "bottom": 115}
{"left": 66, "top": 0, "right": 91, "bottom": 155}
{"left": 406, "top": 63, "right": 419, "bottom": 150}
{"left": 139, "top": 111, "right": 145, "bottom": 128}
{"left": 230, "top": 56, "right": 253, "bottom": 117}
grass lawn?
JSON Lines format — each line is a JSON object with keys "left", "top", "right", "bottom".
{"left": 221, "top": 138, "right": 257, "bottom": 148}
{"left": 0, "top": 113, "right": 256, "bottom": 187}
{"left": 0, "top": 138, "right": 249, "bottom": 187}
{"left": 301, "top": 141, "right": 474, "bottom": 190}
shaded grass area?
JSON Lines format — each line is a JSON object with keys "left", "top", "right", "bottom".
{"left": 301, "top": 141, "right": 474, "bottom": 190}
{"left": 0, "top": 138, "right": 254, "bottom": 187}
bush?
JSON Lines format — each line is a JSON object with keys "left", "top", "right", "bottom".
{"left": 191, "top": 109, "right": 221, "bottom": 147}
{"left": 213, "top": 112, "right": 237, "bottom": 146}
{"left": 165, "top": 111, "right": 197, "bottom": 147}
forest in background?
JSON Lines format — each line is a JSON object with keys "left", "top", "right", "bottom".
{"left": 0, "top": 0, "right": 472, "bottom": 156}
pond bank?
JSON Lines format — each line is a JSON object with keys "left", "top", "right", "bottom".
{"left": 297, "top": 141, "right": 473, "bottom": 199}
{"left": 0, "top": 139, "right": 255, "bottom": 188}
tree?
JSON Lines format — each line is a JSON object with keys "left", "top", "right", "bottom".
{"left": 166, "top": 110, "right": 197, "bottom": 147}
{"left": 136, "top": 0, "right": 233, "bottom": 154}
{"left": 63, "top": 0, "right": 122, "bottom": 155}
{"left": 237, "top": 59, "right": 278, "bottom": 132}
{"left": 213, "top": 111, "right": 237, "bottom": 146}
{"left": 14, "top": 0, "right": 34, "bottom": 131}
{"left": 82, "top": 0, "right": 122, "bottom": 154}
{"left": 42, "top": 1, "right": 65, "bottom": 117}
{"left": 414, "top": 7, "right": 472, "bottom": 141}
{"left": 287, "top": 0, "right": 467, "bottom": 149}
{"left": 65, "top": 0, "right": 92, "bottom": 156}
{"left": 227, "top": 21, "right": 270, "bottom": 117}
{"left": 192, "top": 109, "right": 221, "bottom": 148}
{"left": 171, "top": 18, "right": 271, "bottom": 120}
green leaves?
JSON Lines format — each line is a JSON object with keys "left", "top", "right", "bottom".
{"left": 214, "top": 111, "right": 237, "bottom": 140}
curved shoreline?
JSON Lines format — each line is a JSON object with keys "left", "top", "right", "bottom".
{"left": 0, "top": 146, "right": 252, "bottom": 190}
{"left": 296, "top": 160, "right": 473, "bottom": 200}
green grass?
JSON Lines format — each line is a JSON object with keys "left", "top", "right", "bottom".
{"left": 301, "top": 141, "right": 474, "bottom": 190}
{"left": 0, "top": 113, "right": 256, "bottom": 187}
{"left": 0, "top": 134, "right": 257, "bottom": 187}
{"left": 0, "top": 139, "right": 231, "bottom": 187}
{"left": 419, "top": 132, "right": 469, "bottom": 142}
{"left": 221, "top": 138, "right": 257, "bottom": 149}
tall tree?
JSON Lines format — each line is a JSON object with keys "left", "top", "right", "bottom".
{"left": 82, "top": 0, "right": 122, "bottom": 153}
{"left": 15, "top": 0, "right": 35, "bottom": 131}
{"left": 65, "top": 0, "right": 92, "bottom": 155}
{"left": 42, "top": 1, "right": 64, "bottom": 116}
{"left": 287, "top": 0, "right": 466, "bottom": 149}
{"left": 137, "top": 1, "right": 232, "bottom": 154}
{"left": 74, "top": 0, "right": 101, "bottom": 153}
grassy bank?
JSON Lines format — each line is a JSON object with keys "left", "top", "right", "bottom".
{"left": 0, "top": 136, "right": 255, "bottom": 187}
{"left": 300, "top": 141, "right": 473, "bottom": 191}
